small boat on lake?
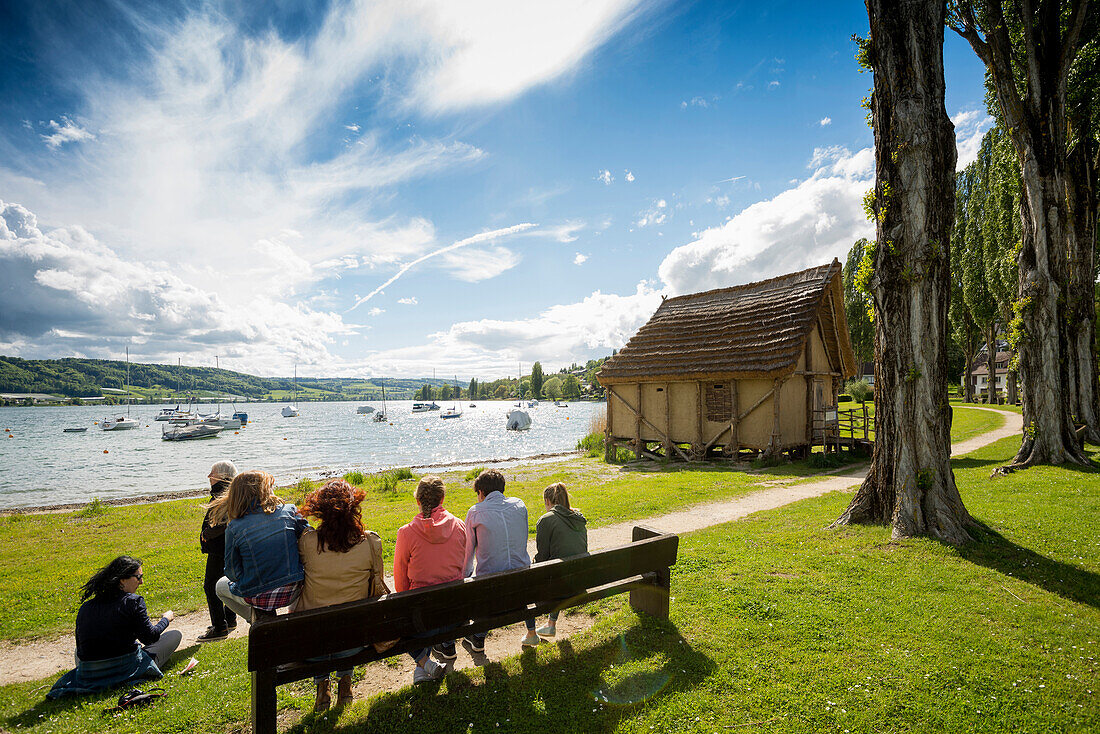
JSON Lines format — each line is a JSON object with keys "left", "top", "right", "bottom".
{"left": 506, "top": 409, "right": 532, "bottom": 431}
{"left": 441, "top": 406, "right": 462, "bottom": 419}
{"left": 282, "top": 363, "right": 300, "bottom": 417}
{"left": 554, "top": 400, "right": 568, "bottom": 407}
{"left": 101, "top": 415, "right": 139, "bottom": 431}
{"left": 63, "top": 427, "right": 87, "bottom": 433}
{"left": 356, "top": 405, "right": 375, "bottom": 415}
{"left": 162, "top": 423, "right": 222, "bottom": 441}
{"left": 412, "top": 402, "right": 440, "bottom": 413}
{"left": 155, "top": 406, "right": 195, "bottom": 422}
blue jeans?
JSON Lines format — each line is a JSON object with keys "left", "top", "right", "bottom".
{"left": 410, "top": 640, "right": 455, "bottom": 664}
{"left": 308, "top": 647, "right": 362, "bottom": 683}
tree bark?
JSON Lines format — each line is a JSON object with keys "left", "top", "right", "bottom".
{"left": 1067, "top": 122, "right": 1100, "bottom": 442}
{"left": 963, "top": 342, "right": 976, "bottom": 403}
{"left": 833, "top": 0, "right": 972, "bottom": 545}
{"left": 984, "top": 324, "right": 997, "bottom": 403}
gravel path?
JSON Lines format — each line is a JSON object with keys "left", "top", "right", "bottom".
{"left": 0, "top": 407, "right": 1020, "bottom": 687}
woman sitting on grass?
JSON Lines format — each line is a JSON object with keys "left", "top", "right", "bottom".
{"left": 293, "top": 479, "right": 389, "bottom": 712}
{"left": 48, "top": 555, "right": 181, "bottom": 699}
{"left": 533, "top": 482, "right": 588, "bottom": 639}
{"left": 393, "top": 475, "right": 467, "bottom": 683}
{"left": 211, "top": 470, "right": 310, "bottom": 623}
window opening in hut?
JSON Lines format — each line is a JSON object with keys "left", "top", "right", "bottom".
{"left": 656, "top": 387, "right": 664, "bottom": 392}
{"left": 705, "top": 384, "right": 731, "bottom": 422}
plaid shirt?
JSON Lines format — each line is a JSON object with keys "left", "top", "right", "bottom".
{"left": 243, "top": 582, "right": 301, "bottom": 612}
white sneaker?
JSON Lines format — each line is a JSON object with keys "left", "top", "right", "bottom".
{"left": 520, "top": 630, "right": 540, "bottom": 647}
{"left": 413, "top": 658, "right": 445, "bottom": 684}
{"left": 536, "top": 624, "right": 556, "bottom": 638}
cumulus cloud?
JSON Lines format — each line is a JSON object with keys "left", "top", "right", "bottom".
{"left": 367, "top": 307, "right": 385, "bottom": 316}
{"left": 40, "top": 117, "right": 95, "bottom": 149}
{"left": 0, "top": 199, "right": 354, "bottom": 373}
{"left": 953, "top": 109, "right": 994, "bottom": 170}
{"left": 658, "top": 146, "right": 874, "bottom": 294}
{"left": 819, "top": 117, "right": 831, "bottom": 126}
{"left": 596, "top": 169, "right": 614, "bottom": 185}
{"left": 398, "top": 296, "right": 418, "bottom": 305}
{"left": 573, "top": 252, "right": 588, "bottom": 265}
{"left": 624, "top": 170, "right": 635, "bottom": 182}
{"left": 636, "top": 198, "right": 668, "bottom": 228}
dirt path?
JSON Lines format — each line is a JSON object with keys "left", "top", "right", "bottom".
{"left": 0, "top": 407, "right": 1020, "bottom": 688}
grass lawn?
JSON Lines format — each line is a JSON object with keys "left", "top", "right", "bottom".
{"left": 1, "top": 428, "right": 1096, "bottom": 732}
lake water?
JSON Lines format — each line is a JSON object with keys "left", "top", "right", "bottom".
{"left": 0, "top": 400, "right": 602, "bottom": 509}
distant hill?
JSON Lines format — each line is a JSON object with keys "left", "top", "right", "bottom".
{"left": 0, "top": 356, "right": 455, "bottom": 402}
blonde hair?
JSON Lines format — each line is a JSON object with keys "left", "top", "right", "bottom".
{"left": 415, "top": 476, "right": 445, "bottom": 516}
{"left": 543, "top": 482, "right": 570, "bottom": 510}
{"left": 206, "top": 470, "right": 283, "bottom": 525}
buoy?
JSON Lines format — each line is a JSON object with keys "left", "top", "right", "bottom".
{"left": 234, "top": 431, "right": 239, "bottom": 435}
{"left": 7, "top": 434, "right": 12, "bottom": 438}
{"left": 103, "top": 449, "right": 109, "bottom": 453}
{"left": 425, "top": 428, "right": 430, "bottom": 431}
{"left": 283, "top": 437, "right": 288, "bottom": 441}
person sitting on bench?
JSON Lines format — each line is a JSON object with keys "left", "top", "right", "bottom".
{"left": 462, "top": 469, "right": 537, "bottom": 652}
{"left": 533, "top": 482, "right": 588, "bottom": 639}
{"left": 211, "top": 470, "right": 309, "bottom": 622}
{"left": 393, "top": 475, "right": 467, "bottom": 683}
{"left": 48, "top": 555, "right": 181, "bottom": 699}
{"left": 293, "top": 479, "right": 388, "bottom": 711}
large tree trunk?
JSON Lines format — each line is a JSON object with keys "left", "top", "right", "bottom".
{"left": 1067, "top": 128, "right": 1100, "bottom": 443}
{"left": 833, "top": 0, "right": 972, "bottom": 545}
{"left": 984, "top": 324, "right": 997, "bottom": 403}
{"left": 963, "top": 344, "right": 976, "bottom": 403}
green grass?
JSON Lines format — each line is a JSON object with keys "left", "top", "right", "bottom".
{"left": 2, "top": 433, "right": 1097, "bottom": 733}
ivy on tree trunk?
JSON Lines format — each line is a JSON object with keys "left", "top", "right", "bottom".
{"left": 833, "top": 0, "right": 972, "bottom": 545}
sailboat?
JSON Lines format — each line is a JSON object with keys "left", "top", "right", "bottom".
{"left": 441, "top": 375, "right": 462, "bottom": 419}
{"left": 102, "top": 348, "right": 139, "bottom": 431}
{"left": 373, "top": 379, "right": 388, "bottom": 422}
{"left": 282, "top": 364, "right": 300, "bottom": 417}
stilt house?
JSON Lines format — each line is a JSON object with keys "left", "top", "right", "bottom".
{"left": 596, "top": 260, "right": 858, "bottom": 461}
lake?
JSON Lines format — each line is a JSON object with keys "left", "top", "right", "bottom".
{"left": 0, "top": 400, "right": 602, "bottom": 509}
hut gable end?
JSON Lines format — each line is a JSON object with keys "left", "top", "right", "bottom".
{"left": 598, "top": 260, "right": 857, "bottom": 384}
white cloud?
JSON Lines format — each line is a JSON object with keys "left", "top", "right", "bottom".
{"left": 658, "top": 145, "right": 873, "bottom": 294}
{"left": 345, "top": 124, "right": 360, "bottom": 132}
{"left": 953, "top": 109, "right": 994, "bottom": 170}
{"left": 624, "top": 170, "right": 635, "bottom": 182}
{"left": 573, "top": 252, "right": 588, "bottom": 265}
{"left": 40, "top": 117, "right": 95, "bottom": 149}
{"left": 596, "top": 169, "right": 614, "bottom": 185}
{"left": 768, "top": 80, "right": 780, "bottom": 89}
{"left": 398, "top": 296, "right": 418, "bottom": 305}
{"left": 819, "top": 117, "right": 831, "bottom": 126}
{"left": 0, "top": 199, "right": 354, "bottom": 374}
{"left": 367, "top": 307, "right": 385, "bottom": 316}
{"left": 636, "top": 198, "right": 669, "bottom": 228}
{"left": 439, "top": 245, "right": 522, "bottom": 282}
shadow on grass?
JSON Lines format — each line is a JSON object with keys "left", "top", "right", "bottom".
{"left": 961, "top": 520, "right": 1100, "bottom": 609}
{"left": 287, "top": 618, "right": 715, "bottom": 734}
{"left": 2, "top": 643, "right": 202, "bottom": 729}
{"left": 949, "top": 457, "right": 1005, "bottom": 471}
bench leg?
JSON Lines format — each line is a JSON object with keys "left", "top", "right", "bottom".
{"left": 629, "top": 566, "right": 670, "bottom": 620}
{"left": 252, "top": 669, "right": 277, "bottom": 734}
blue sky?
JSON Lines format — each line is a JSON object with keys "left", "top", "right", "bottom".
{"left": 0, "top": 0, "right": 991, "bottom": 379}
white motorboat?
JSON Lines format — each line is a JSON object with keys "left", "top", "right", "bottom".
{"left": 527, "top": 400, "right": 539, "bottom": 408}
{"left": 506, "top": 409, "right": 532, "bottom": 431}
{"left": 412, "top": 402, "right": 440, "bottom": 413}
{"left": 282, "top": 363, "right": 300, "bottom": 417}
{"left": 155, "top": 406, "right": 195, "bottom": 422}
{"left": 356, "top": 405, "right": 375, "bottom": 414}
{"left": 198, "top": 413, "right": 242, "bottom": 430}
{"left": 554, "top": 400, "right": 568, "bottom": 407}
{"left": 101, "top": 415, "right": 139, "bottom": 431}
{"left": 469, "top": 403, "right": 476, "bottom": 408}
{"left": 162, "top": 423, "right": 222, "bottom": 441}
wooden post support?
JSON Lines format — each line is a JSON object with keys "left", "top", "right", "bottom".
{"left": 730, "top": 380, "right": 740, "bottom": 457}
{"left": 663, "top": 383, "right": 673, "bottom": 459}
{"left": 251, "top": 669, "right": 277, "bottom": 734}
{"left": 695, "top": 381, "right": 705, "bottom": 458}
{"left": 629, "top": 526, "right": 671, "bottom": 619}
{"left": 605, "top": 386, "right": 616, "bottom": 462}
{"left": 634, "top": 383, "right": 643, "bottom": 456}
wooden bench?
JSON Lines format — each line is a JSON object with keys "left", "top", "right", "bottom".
{"left": 247, "top": 526, "right": 679, "bottom": 733}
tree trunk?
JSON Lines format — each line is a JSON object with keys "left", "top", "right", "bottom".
{"left": 1067, "top": 132, "right": 1100, "bottom": 443}
{"left": 833, "top": 0, "right": 972, "bottom": 545}
{"left": 984, "top": 324, "right": 997, "bottom": 404}
{"left": 963, "top": 345, "right": 975, "bottom": 403}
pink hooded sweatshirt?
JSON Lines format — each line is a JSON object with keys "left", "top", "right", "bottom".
{"left": 393, "top": 506, "right": 467, "bottom": 592}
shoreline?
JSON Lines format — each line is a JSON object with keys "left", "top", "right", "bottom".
{"left": 0, "top": 449, "right": 585, "bottom": 516}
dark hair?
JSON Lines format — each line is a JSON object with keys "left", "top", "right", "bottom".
{"left": 81, "top": 555, "right": 142, "bottom": 601}
{"left": 473, "top": 468, "right": 505, "bottom": 496}
{"left": 210, "top": 478, "right": 231, "bottom": 499}
{"left": 298, "top": 479, "right": 366, "bottom": 553}
{"left": 415, "top": 476, "right": 445, "bottom": 516}
{"left": 543, "top": 482, "right": 571, "bottom": 509}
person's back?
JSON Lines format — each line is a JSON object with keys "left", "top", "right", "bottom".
{"left": 533, "top": 483, "right": 588, "bottom": 639}
{"left": 296, "top": 530, "right": 385, "bottom": 611}
{"left": 395, "top": 505, "right": 466, "bottom": 591}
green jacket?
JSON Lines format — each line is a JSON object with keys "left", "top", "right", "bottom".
{"left": 534, "top": 505, "right": 588, "bottom": 563}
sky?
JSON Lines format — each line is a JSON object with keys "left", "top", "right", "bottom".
{"left": 0, "top": 0, "right": 992, "bottom": 380}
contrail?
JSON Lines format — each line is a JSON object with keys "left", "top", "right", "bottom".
{"left": 716, "top": 175, "right": 746, "bottom": 183}
{"left": 345, "top": 222, "right": 537, "bottom": 313}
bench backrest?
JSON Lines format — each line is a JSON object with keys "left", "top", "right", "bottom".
{"left": 248, "top": 529, "right": 678, "bottom": 671}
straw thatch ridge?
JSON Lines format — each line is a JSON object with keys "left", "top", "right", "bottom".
{"left": 597, "top": 260, "right": 857, "bottom": 384}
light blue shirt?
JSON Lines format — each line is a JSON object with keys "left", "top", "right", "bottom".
{"left": 463, "top": 491, "right": 531, "bottom": 577}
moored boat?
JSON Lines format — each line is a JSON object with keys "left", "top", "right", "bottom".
{"left": 162, "top": 423, "right": 222, "bottom": 441}
{"left": 62, "top": 427, "right": 88, "bottom": 433}
{"left": 506, "top": 409, "right": 532, "bottom": 431}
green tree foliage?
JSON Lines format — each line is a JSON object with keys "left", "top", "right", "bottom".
{"left": 468, "top": 378, "right": 478, "bottom": 399}
{"left": 543, "top": 375, "right": 563, "bottom": 400}
{"left": 842, "top": 238, "right": 875, "bottom": 365}
{"left": 562, "top": 374, "right": 582, "bottom": 400}
{"left": 530, "top": 362, "right": 544, "bottom": 398}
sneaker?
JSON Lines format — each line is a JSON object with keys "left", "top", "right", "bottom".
{"left": 536, "top": 624, "right": 556, "bottom": 638}
{"left": 432, "top": 644, "right": 457, "bottom": 663}
{"left": 225, "top": 619, "right": 237, "bottom": 631}
{"left": 196, "top": 626, "right": 229, "bottom": 643}
{"left": 520, "top": 630, "right": 540, "bottom": 647}
{"left": 462, "top": 637, "right": 486, "bottom": 655}
{"left": 413, "top": 658, "right": 445, "bottom": 684}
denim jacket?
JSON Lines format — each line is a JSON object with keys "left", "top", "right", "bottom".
{"left": 224, "top": 504, "right": 310, "bottom": 596}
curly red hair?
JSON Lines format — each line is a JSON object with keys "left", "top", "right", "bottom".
{"left": 298, "top": 479, "right": 366, "bottom": 553}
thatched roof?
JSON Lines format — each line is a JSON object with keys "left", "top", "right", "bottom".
{"left": 598, "top": 260, "right": 858, "bottom": 384}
